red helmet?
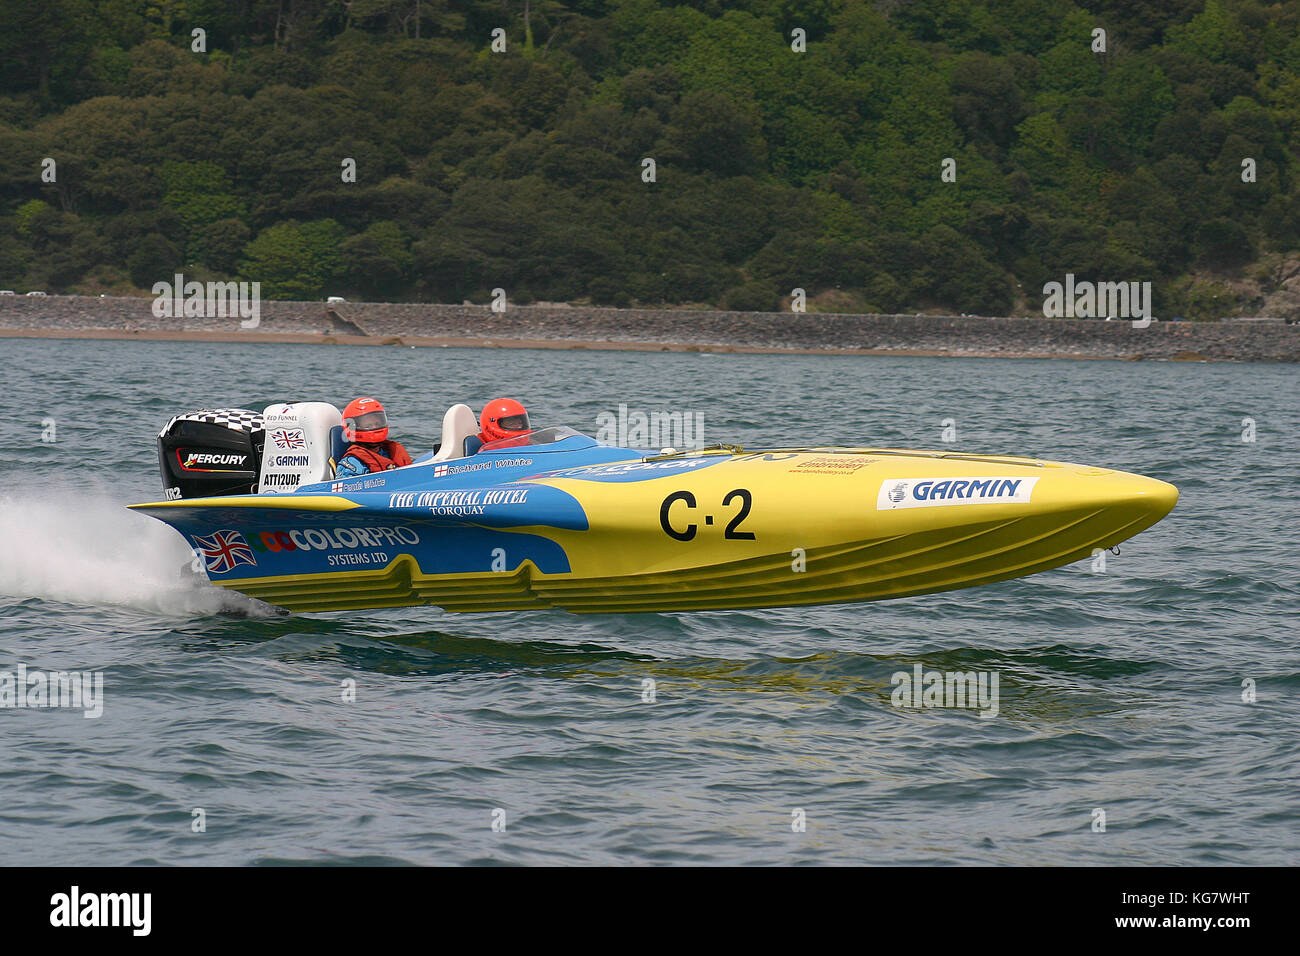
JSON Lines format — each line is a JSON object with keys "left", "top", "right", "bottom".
{"left": 343, "top": 397, "right": 389, "bottom": 443}
{"left": 479, "top": 398, "right": 530, "bottom": 444}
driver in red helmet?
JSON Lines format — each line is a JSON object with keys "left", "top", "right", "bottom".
{"left": 478, "top": 398, "right": 531, "bottom": 447}
{"left": 335, "top": 397, "right": 413, "bottom": 477}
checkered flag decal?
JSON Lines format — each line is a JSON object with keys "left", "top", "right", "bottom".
{"left": 160, "top": 407, "right": 264, "bottom": 437}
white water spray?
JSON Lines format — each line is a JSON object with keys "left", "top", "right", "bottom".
{"left": 0, "top": 493, "right": 273, "bottom": 616}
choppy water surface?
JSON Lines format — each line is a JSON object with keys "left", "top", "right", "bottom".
{"left": 0, "top": 338, "right": 1295, "bottom": 865}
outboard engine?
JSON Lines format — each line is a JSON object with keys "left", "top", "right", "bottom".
{"left": 157, "top": 408, "right": 265, "bottom": 500}
{"left": 157, "top": 402, "right": 342, "bottom": 500}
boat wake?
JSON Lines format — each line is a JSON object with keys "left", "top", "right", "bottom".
{"left": 0, "top": 492, "right": 276, "bottom": 617}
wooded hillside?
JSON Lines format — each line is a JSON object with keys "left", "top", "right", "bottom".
{"left": 3, "top": 1, "right": 1298, "bottom": 318}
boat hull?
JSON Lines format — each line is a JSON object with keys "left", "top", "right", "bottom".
{"left": 131, "top": 447, "right": 1177, "bottom": 613}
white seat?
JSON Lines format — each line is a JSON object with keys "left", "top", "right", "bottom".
{"left": 429, "top": 404, "right": 481, "bottom": 462}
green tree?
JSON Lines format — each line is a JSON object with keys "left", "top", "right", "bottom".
{"left": 127, "top": 233, "right": 182, "bottom": 287}
{"left": 950, "top": 51, "right": 1024, "bottom": 147}
{"left": 197, "top": 218, "right": 251, "bottom": 273}
{"left": 161, "top": 160, "right": 246, "bottom": 261}
{"left": 0, "top": 0, "right": 96, "bottom": 105}
{"left": 663, "top": 90, "right": 766, "bottom": 176}
{"left": 340, "top": 221, "right": 412, "bottom": 298}
{"left": 241, "top": 220, "right": 346, "bottom": 298}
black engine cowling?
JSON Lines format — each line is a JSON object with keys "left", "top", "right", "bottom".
{"left": 157, "top": 409, "right": 265, "bottom": 499}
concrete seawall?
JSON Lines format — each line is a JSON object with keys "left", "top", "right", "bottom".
{"left": 2, "top": 295, "right": 1297, "bottom": 362}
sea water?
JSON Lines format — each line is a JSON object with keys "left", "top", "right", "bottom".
{"left": 0, "top": 337, "right": 1295, "bottom": 864}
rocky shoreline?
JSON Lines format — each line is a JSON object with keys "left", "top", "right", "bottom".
{"left": 2, "top": 295, "right": 1298, "bottom": 362}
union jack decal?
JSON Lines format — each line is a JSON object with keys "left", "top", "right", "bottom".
{"left": 271, "top": 428, "right": 306, "bottom": 449}
{"left": 191, "top": 530, "right": 257, "bottom": 573}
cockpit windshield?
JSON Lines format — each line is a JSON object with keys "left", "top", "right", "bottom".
{"left": 478, "top": 426, "right": 587, "bottom": 452}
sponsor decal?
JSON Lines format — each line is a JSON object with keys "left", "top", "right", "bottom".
{"left": 191, "top": 530, "right": 257, "bottom": 572}
{"left": 388, "top": 489, "right": 529, "bottom": 517}
{"left": 261, "top": 473, "right": 301, "bottom": 488}
{"left": 178, "top": 450, "right": 249, "bottom": 471}
{"left": 327, "top": 477, "right": 381, "bottom": 492}
{"left": 263, "top": 405, "right": 298, "bottom": 425}
{"left": 246, "top": 525, "right": 421, "bottom": 553}
{"left": 328, "top": 552, "right": 383, "bottom": 567}
{"left": 541, "top": 458, "right": 716, "bottom": 482}
{"left": 877, "top": 476, "right": 1039, "bottom": 510}
{"left": 270, "top": 428, "right": 306, "bottom": 449}
{"left": 434, "top": 461, "right": 488, "bottom": 478}
{"left": 789, "top": 455, "right": 875, "bottom": 476}
{"left": 433, "top": 456, "right": 535, "bottom": 479}
{"left": 267, "top": 454, "right": 311, "bottom": 468}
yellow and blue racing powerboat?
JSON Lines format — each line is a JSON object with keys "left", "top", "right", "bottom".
{"left": 131, "top": 401, "right": 1178, "bottom": 613}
